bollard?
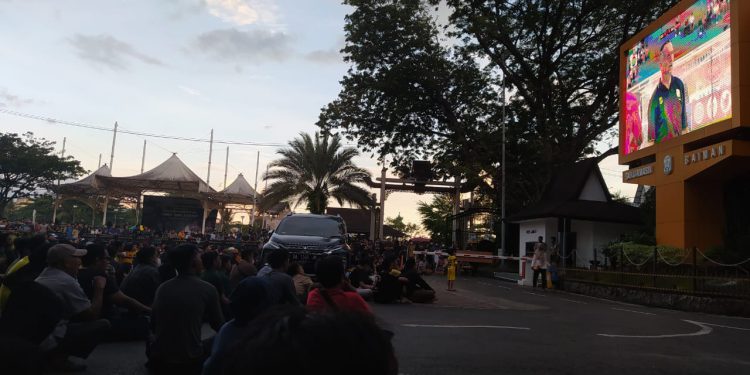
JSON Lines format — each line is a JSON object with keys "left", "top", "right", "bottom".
{"left": 652, "top": 246, "right": 658, "bottom": 288}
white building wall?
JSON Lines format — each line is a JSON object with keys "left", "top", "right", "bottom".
{"left": 518, "top": 218, "right": 558, "bottom": 257}
{"left": 571, "top": 220, "right": 640, "bottom": 268}
{"left": 578, "top": 173, "right": 608, "bottom": 201}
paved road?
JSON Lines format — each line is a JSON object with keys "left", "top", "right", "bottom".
{"left": 59, "top": 275, "right": 750, "bottom": 374}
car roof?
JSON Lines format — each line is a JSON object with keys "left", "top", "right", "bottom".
{"left": 283, "top": 213, "right": 343, "bottom": 221}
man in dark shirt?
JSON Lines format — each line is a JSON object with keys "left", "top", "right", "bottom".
{"left": 78, "top": 244, "right": 150, "bottom": 341}
{"left": 120, "top": 246, "right": 161, "bottom": 306}
{"left": 149, "top": 244, "right": 224, "bottom": 375}
{"left": 262, "top": 249, "right": 301, "bottom": 307}
{"left": 648, "top": 40, "right": 689, "bottom": 143}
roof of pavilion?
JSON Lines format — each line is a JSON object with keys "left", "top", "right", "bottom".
{"left": 97, "top": 153, "right": 215, "bottom": 196}
{"left": 202, "top": 173, "right": 259, "bottom": 204}
{"left": 50, "top": 164, "right": 112, "bottom": 196}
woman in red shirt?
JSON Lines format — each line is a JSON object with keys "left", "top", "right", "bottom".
{"left": 306, "top": 256, "right": 372, "bottom": 316}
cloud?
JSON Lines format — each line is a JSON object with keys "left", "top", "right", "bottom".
{"left": 0, "top": 88, "right": 34, "bottom": 108}
{"left": 204, "top": 0, "right": 278, "bottom": 26}
{"left": 68, "top": 34, "right": 164, "bottom": 70}
{"left": 178, "top": 85, "right": 202, "bottom": 96}
{"left": 192, "top": 28, "right": 291, "bottom": 64}
{"left": 305, "top": 48, "right": 342, "bottom": 64}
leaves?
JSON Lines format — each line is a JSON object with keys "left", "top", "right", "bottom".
{"left": 0, "top": 132, "right": 86, "bottom": 215}
{"left": 260, "top": 132, "right": 372, "bottom": 214}
{"left": 417, "top": 194, "right": 453, "bottom": 245}
{"left": 385, "top": 214, "right": 420, "bottom": 238}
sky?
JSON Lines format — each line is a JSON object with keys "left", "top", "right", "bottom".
{"left": 0, "top": 0, "right": 635, "bottom": 230}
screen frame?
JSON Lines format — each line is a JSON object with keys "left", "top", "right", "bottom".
{"left": 619, "top": 0, "right": 739, "bottom": 164}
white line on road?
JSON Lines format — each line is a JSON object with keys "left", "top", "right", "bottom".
{"left": 697, "top": 322, "right": 750, "bottom": 331}
{"left": 560, "top": 298, "right": 588, "bottom": 304}
{"left": 402, "top": 324, "right": 530, "bottom": 330}
{"left": 525, "top": 292, "right": 546, "bottom": 297}
{"left": 496, "top": 285, "right": 512, "bottom": 290}
{"left": 597, "top": 320, "right": 713, "bottom": 338}
{"left": 612, "top": 308, "right": 656, "bottom": 316}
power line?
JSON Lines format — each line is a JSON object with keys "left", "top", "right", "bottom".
{"left": 0, "top": 108, "right": 286, "bottom": 147}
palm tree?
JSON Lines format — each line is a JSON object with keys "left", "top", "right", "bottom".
{"left": 261, "top": 132, "right": 372, "bottom": 214}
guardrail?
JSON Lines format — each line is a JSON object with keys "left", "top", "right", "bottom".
{"left": 565, "top": 268, "right": 750, "bottom": 299}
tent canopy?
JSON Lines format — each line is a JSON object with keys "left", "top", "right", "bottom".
{"left": 203, "top": 173, "right": 259, "bottom": 204}
{"left": 98, "top": 153, "right": 214, "bottom": 195}
{"left": 51, "top": 164, "right": 111, "bottom": 196}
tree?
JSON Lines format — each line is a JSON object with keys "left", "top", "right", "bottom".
{"left": 385, "top": 214, "right": 420, "bottom": 238}
{"left": 319, "top": 0, "right": 678, "bottom": 218}
{"left": 260, "top": 132, "right": 372, "bottom": 214}
{"left": 417, "top": 194, "right": 453, "bottom": 245}
{"left": 0, "top": 132, "right": 85, "bottom": 216}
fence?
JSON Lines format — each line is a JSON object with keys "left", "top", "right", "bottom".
{"left": 564, "top": 246, "right": 750, "bottom": 299}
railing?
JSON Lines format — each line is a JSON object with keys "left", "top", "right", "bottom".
{"left": 564, "top": 246, "right": 750, "bottom": 299}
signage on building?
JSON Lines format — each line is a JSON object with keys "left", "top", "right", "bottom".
{"left": 663, "top": 155, "right": 673, "bottom": 175}
{"left": 684, "top": 144, "right": 726, "bottom": 166}
{"left": 623, "top": 165, "right": 653, "bottom": 181}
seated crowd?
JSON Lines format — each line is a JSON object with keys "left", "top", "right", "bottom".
{"left": 0, "top": 233, "right": 439, "bottom": 374}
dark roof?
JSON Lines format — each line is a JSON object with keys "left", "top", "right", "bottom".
{"left": 508, "top": 158, "right": 641, "bottom": 225}
{"left": 326, "top": 207, "right": 405, "bottom": 237}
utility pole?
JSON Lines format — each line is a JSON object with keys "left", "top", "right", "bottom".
{"left": 261, "top": 163, "right": 269, "bottom": 229}
{"left": 250, "top": 151, "right": 260, "bottom": 227}
{"left": 206, "top": 129, "right": 214, "bottom": 187}
{"left": 57, "top": 137, "right": 66, "bottom": 186}
{"left": 501, "top": 74, "right": 507, "bottom": 256}
{"left": 97, "top": 154, "right": 102, "bottom": 169}
{"left": 141, "top": 140, "right": 147, "bottom": 173}
{"left": 109, "top": 122, "right": 118, "bottom": 173}
{"left": 379, "top": 166, "right": 386, "bottom": 240}
{"left": 223, "top": 147, "right": 229, "bottom": 189}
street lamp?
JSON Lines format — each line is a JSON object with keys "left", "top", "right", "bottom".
{"left": 72, "top": 204, "right": 78, "bottom": 224}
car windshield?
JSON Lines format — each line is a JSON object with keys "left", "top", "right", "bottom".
{"left": 275, "top": 217, "right": 344, "bottom": 237}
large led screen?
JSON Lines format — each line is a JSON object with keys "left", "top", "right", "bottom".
{"left": 623, "top": 0, "right": 731, "bottom": 155}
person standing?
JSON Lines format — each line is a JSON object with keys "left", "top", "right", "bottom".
{"left": 446, "top": 248, "right": 458, "bottom": 292}
{"left": 148, "top": 244, "right": 224, "bottom": 374}
{"left": 531, "top": 236, "right": 549, "bottom": 289}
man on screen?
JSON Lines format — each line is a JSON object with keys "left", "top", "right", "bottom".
{"left": 648, "top": 40, "right": 689, "bottom": 143}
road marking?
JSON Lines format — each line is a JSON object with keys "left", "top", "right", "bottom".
{"left": 561, "top": 292, "right": 645, "bottom": 307}
{"left": 561, "top": 298, "right": 588, "bottom": 304}
{"left": 525, "top": 292, "right": 546, "bottom": 297}
{"left": 612, "top": 308, "right": 656, "bottom": 316}
{"left": 403, "top": 324, "right": 530, "bottom": 330}
{"left": 697, "top": 322, "right": 750, "bottom": 331}
{"left": 496, "top": 285, "right": 512, "bottom": 290}
{"left": 597, "top": 320, "right": 712, "bottom": 338}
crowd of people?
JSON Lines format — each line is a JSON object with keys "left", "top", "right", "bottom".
{"left": 0, "top": 225, "right": 454, "bottom": 374}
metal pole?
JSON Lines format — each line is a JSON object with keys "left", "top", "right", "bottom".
{"left": 32, "top": 209, "right": 36, "bottom": 225}
{"left": 452, "top": 178, "right": 460, "bottom": 247}
{"left": 223, "top": 146, "right": 229, "bottom": 189}
{"left": 52, "top": 200, "right": 58, "bottom": 224}
{"left": 97, "top": 154, "right": 102, "bottom": 169}
{"left": 501, "top": 75, "right": 507, "bottom": 256}
{"left": 250, "top": 151, "right": 260, "bottom": 227}
{"left": 206, "top": 129, "right": 214, "bottom": 186}
{"left": 370, "top": 193, "right": 377, "bottom": 241}
{"left": 379, "top": 167, "right": 386, "bottom": 240}
{"left": 261, "top": 164, "right": 269, "bottom": 229}
{"left": 109, "top": 122, "right": 118, "bottom": 173}
{"left": 141, "top": 140, "right": 147, "bottom": 173}
{"left": 57, "top": 137, "right": 66, "bottom": 186}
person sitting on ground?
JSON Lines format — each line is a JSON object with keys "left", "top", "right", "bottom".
{"left": 201, "top": 251, "right": 232, "bottom": 318}
{"left": 287, "top": 262, "right": 313, "bottom": 304}
{"left": 0, "top": 235, "right": 47, "bottom": 312}
{"left": 35, "top": 244, "right": 111, "bottom": 372}
{"left": 402, "top": 258, "right": 435, "bottom": 303}
{"left": 261, "top": 249, "right": 302, "bottom": 306}
{"left": 202, "top": 277, "right": 273, "bottom": 375}
{"left": 373, "top": 257, "right": 409, "bottom": 304}
{"left": 221, "top": 306, "right": 398, "bottom": 375}
{"left": 115, "top": 243, "right": 138, "bottom": 285}
{"left": 149, "top": 244, "right": 225, "bottom": 375}
{"left": 228, "top": 247, "right": 257, "bottom": 290}
{"left": 307, "top": 256, "right": 372, "bottom": 315}
{"left": 120, "top": 246, "right": 162, "bottom": 307}
{"left": 348, "top": 259, "right": 376, "bottom": 300}
{"left": 78, "top": 243, "right": 151, "bottom": 341}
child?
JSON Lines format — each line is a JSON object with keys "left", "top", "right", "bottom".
{"left": 446, "top": 248, "right": 457, "bottom": 291}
